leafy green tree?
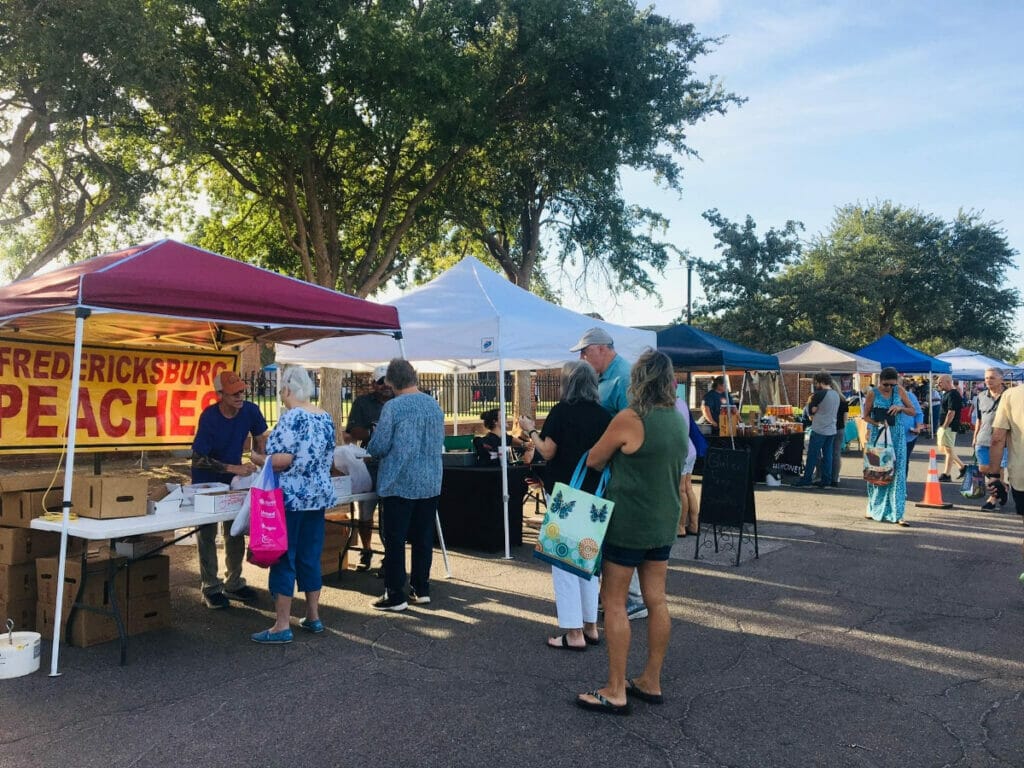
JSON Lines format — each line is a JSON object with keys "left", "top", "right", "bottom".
{"left": 444, "top": 1, "right": 740, "bottom": 295}
{"left": 691, "top": 209, "right": 803, "bottom": 351}
{"left": 136, "top": 0, "right": 513, "bottom": 297}
{"left": 0, "top": 0, "right": 164, "bottom": 279}
{"left": 781, "top": 202, "right": 1020, "bottom": 356}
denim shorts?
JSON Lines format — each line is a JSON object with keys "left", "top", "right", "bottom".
{"left": 976, "top": 445, "right": 1008, "bottom": 469}
{"left": 602, "top": 541, "right": 673, "bottom": 568}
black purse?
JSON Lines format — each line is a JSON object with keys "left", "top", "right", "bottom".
{"left": 870, "top": 406, "right": 896, "bottom": 426}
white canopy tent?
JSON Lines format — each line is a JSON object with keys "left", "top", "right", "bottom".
{"left": 936, "top": 347, "right": 1020, "bottom": 380}
{"left": 279, "top": 256, "right": 657, "bottom": 558}
{"left": 280, "top": 256, "right": 656, "bottom": 372}
{"left": 775, "top": 340, "right": 882, "bottom": 374}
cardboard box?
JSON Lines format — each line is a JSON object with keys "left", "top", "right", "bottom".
{"left": 114, "top": 535, "right": 167, "bottom": 560}
{"left": 320, "top": 550, "right": 342, "bottom": 576}
{"left": 127, "top": 592, "right": 171, "bottom": 636}
{"left": 0, "top": 488, "right": 65, "bottom": 527}
{"left": 36, "top": 599, "right": 120, "bottom": 647}
{"left": 0, "top": 472, "right": 63, "bottom": 494}
{"left": 331, "top": 475, "right": 353, "bottom": 498}
{"left": 181, "top": 483, "right": 231, "bottom": 506}
{"left": 0, "top": 528, "right": 61, "bottom": 565}
{"left": 127, "top": 555, "right": 169, "bottom": 598}
{"left": 36, "top": 555, "right": 127, "bottom": 608}
{"left": 193, "top": 490, "right": 248, "bottom": 517}
{"left": 0, "top": 562, "right": 36, "bottom": 603}
{"left": 0, "top": 597, "right": 36, "bottom": 630}
{"left": 147, "top": 485, "right": 184, "bottom": 515}
{"left": 73, "top": 476, "right": 148, "bottom": 519}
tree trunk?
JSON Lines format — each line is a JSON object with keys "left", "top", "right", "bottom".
{"left": 513, "top": 370, "right": 534, "bottom": 423}
{"left": 319, "top": 368, "right": 347, "bottom": 442}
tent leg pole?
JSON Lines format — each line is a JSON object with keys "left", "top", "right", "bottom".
{"left": 435, "top": 512, "right": 452, "bottom": 578}
{"left": 498, "top": 354, "right": 512, "bottom": 560}
{"left": 453, "top": 372, "right": 459, "bottom": 435}
{"left": 50, "top": 309, "right": 89, "bottom": 677}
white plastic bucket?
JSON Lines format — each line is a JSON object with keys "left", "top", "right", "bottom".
{"left": 0, "top": 631, "right": 42, "bottom": 679}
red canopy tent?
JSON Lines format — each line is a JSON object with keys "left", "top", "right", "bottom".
{"left": 0, "top": 239, "right": 403, "bottom": 675}
{"left": 0, "top": 239, "right": 401, "bottom": 348}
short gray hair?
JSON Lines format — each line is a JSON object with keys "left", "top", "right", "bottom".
{"left": 279, "top": 365, "right": 315, "bottom": 401}
{"left": 560, "top": 360, "right": 600, "bottom": 405}
{"left": 385, "top": 358, "right": 418, "bottom": 390}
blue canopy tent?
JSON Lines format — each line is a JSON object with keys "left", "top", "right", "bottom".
{"left": 855, "top": 334, "right": 951, "bottom": 374}
{"left": 855, "top": 335, "right": 952, "bottom": 430}
{"left": 657, "top": 325, "right": 780, "bottom": 447}
{"left": 656, "top": 324, "right": 780, "bottom": 371}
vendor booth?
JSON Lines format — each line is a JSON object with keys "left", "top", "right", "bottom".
{"left": 775, "top": 340, "right": 882, "bottom": 449}
{"left": 0, "top": 239, "right": 403, "bottom": 674}
{"left": 279, "top": 256, "right": 657, "bottom": 558}
{"left": 656, "top": 325, "right": 799, "bottom": 482}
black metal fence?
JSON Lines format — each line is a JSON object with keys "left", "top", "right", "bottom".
{"left": 242, "top": 369, "right": 562, "bottom": 429}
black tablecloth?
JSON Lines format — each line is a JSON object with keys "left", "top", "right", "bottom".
{"left": 438, "top": 464, "right": 531, "bottom": 551}
{"left": 694, "top": 433, "right": 804, "bottom": 482}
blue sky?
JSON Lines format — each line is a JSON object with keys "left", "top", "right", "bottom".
{"left": 548, "top": 0, "right": 1024, "bottom": 345}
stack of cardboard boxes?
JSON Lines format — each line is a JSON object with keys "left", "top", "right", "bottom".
{"left": 0, "top": 473, "right": 65, "bottom": 631}
{"left": 0, "top": 471, "right": 170, "bottom": 647}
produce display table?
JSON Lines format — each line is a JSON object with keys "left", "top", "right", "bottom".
{"left": 31, "top": 492, "right": 377, "bottom": 665}
{"left": 694, "top": 433, "right": 804, "bottom": 482}
{"left": 438, "top": 464, "right": 532, "bottom": 551}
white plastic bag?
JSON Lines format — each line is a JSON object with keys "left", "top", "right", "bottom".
{"left": 230, "top": 483, "right": 252, "bottom": 536}
{"left": 333, "top": 445, "right": 373, "bottom": 494}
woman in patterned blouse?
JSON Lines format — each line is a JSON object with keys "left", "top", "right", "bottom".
{"left": 250, "top": 366, "right": 337, "bottom": 644}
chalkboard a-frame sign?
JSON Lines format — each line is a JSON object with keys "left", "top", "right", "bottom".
{"left": 695, "top": 446, "right": 758, "bottom": 564}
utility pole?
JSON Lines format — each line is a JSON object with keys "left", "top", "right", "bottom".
{"left": 686, "top": 258, "right": 693, "bottom": 325}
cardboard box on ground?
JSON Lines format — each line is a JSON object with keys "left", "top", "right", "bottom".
{"left": 34, "top": 553, "right": 170, "bottom": 646}
{"left": 322, "top": 508, "right": 352, "bottom": 575}
{"left": 0, "top": 528, "right": 61, "bottom": 565}
{"left": 0, "top": 597, "right": 35, "bottom": 631}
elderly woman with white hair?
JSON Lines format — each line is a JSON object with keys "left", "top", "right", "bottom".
{"left": 250, "top": 365, "right": 337, "bottom": 644}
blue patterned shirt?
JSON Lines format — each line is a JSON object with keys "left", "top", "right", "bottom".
{"left": 367, "top": 391, "right": 444, "bottom": 499}
{"left": 266, "top": 408, "right": 336, "bottom": 511}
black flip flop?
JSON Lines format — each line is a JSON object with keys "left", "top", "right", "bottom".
{"left": 584, "top": 633, "right": 601, "bottom": 646}
{"left": 548, "top": 634, "right": 587, "bottom": 652}
{"left": 576, "top": 691, "right": 631, "bottom": 715}
{"left": 626, "top": 678, "right": 664, "bottom": 705}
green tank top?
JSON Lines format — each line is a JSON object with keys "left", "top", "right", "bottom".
{"left": 604, "top": 406, "right": 687, "bottom": 550}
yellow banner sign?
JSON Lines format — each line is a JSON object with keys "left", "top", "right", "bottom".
{"left": 0, "top": 338, "right": 238, "bottom": 453}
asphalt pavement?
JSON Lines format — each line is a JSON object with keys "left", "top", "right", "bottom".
{"left": 2, "top": 439, "right": 1022, "bottom": 768}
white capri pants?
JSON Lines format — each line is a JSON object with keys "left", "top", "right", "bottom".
{"left": 552, "top": 566, "right": 600, "bottom": 628}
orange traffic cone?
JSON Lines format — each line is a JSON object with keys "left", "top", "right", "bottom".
{"left": 915, "top": 449, "right": 953, "bottom": 509}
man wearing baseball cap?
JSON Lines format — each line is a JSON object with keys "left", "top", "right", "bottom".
{"left": 191, "top": 370, "right": 270, "bottom": 609}
{"left": 570, "top": 328, "right": 648, "bottom": 621}
{"left": 344, "top": 365, "right": 394, "bottom": 571}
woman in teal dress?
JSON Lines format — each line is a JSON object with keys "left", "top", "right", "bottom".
{"left": 861, "top": 367, "right": 917, "bottom": 526}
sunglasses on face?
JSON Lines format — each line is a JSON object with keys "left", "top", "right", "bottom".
{"left": 879, "top": 382, "right": 896, "bottom": 388}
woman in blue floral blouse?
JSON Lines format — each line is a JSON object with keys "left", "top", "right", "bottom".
{"left": 250, "top": 366, "right": 336, "bottom": 644}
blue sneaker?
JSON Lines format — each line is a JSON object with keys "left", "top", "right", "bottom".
{"left": 299, "top": 618, "right": 324, "bottom": 634}
{"left": 251, "top": 628, "right": 293, "bottom": 644}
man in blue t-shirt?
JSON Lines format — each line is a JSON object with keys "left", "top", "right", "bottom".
{"left": 701, "top": 376, "right": 731, "bottom": 433}
{"left": 570, "top": 327, "right": 648, "bottom": 621}
{"left": 191, "top": 371, "right": 269, "bottom": 609}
